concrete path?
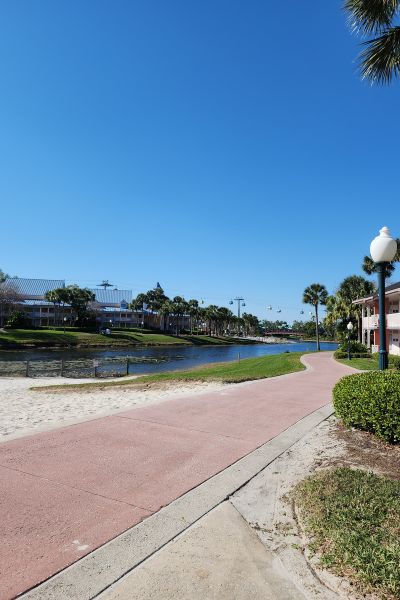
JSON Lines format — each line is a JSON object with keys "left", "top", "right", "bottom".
{"left": 0, "top": 352, "right": 353, "bottom": 599}
{"left": 99, "top": 502, "right": 306, "bottom": 600}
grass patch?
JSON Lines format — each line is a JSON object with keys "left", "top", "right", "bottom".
{"left": 294, "top": 467, "right": 400, "bottom": 599}
{"left": 32, "top": 351, "right": 306, "bottom": 391}
{"left": 0, "top": 329, "right": 257, "bottom": 349}
{"left": 337, "top": 356, "right": 378, "bottom": 371}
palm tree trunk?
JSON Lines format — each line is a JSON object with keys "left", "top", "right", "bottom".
{"left": 315, "top": 304, "right": 320, "bottom": 351}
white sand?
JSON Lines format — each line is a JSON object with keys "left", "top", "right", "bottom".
{"left": 0, "top": 376, "right": 225, "bottom": 441}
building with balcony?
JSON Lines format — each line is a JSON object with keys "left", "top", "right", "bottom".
{"left": 354, "top": 281, "right": 400, "bottom": 355}
{"left": 0, "top": 278, "right": 143, "bottom": 328}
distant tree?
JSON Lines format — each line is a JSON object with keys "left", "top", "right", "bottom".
{"left": 345, "top": 0, "right": 400, "bottom": 84}
{"left": 241, "top": 313, "right": 260, "bottom": 336}
{"left": 302, "top": 284, "right": 328, "bottom": 351}
{"left": 0, "top": 269, "right": 10, "bottom": 283}
{"left": 146, "top": 285, "right": 169, "bottom": 312}
{"left": 187, "top": 299, "right": 200, "bottom": 333}
{"left": 48, "top": 286, "right": 95, "bottom": 326}
{"left": 45, "top": 288, "right": 71, "bottom": 326}
{"left": 325, "top": 275, "right": 375, "bottom": 341}
{"left": 0, "top": 283, "right": 21, "bottom": 327}
{"left": 261, "top": 319, "right": 289, "bottom": 332}
{"left": 6, "top": 310, "right": 30, "bottom": 328}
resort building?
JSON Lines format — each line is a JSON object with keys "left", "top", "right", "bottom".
{"left": 354, "top": 281, "right": 400, "bottom": 356}
{"left": 0, "top": 278, "right": 143, "bottom": 328}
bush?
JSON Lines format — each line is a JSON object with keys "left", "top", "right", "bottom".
{"left": 338, "top": 340, "right": 368, "bottom": 354}
{"left": 5, "top": 311, "right": 31, "bottom": 328}
{"left": 334, "top": 350, "right": 372, "bottom": 359}
{"left": 333, "top": 371, "right": 400, "bottom": 443}
{"left": 389, "top": 355, "right": 400, "bottom": 370}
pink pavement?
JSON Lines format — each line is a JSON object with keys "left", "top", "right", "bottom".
{"left": 0, "top": 352, "right": 354, "bottom": 599}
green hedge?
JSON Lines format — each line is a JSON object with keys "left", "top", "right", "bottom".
{"left": 334, "top": 350, "right": 372, "bottom": 359}
{"left": 333, "top": 371, "right": 400, "bottom": 443}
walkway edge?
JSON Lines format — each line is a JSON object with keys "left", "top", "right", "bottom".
{"left": 21, "top": 403, "right": 334, "bottom": 600}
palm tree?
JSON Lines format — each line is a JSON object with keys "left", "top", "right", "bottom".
{"left": 302, "top": 284, "right": 329, "bottom": 351}
{"left": 187, "top": 299, "right": 199, "bottom": 334}
{"left": 362, "top": 238, "right": 400, "bottom": 278}
{"left": 345, "top": 0, "right": 400, "bottom": 83}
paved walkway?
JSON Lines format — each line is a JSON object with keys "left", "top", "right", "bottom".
{"left": 0, "top": 353, "right": 353, "bottom": 599}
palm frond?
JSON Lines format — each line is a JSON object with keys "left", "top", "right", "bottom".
{"left": 345, "top": 0, "right": 399, "bottom": 34}
{"left": 360, "top": 26, "right": 400, "bottom": 83}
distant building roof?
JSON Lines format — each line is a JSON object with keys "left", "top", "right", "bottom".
{"left": 90, "top": 288, "right": 133, "bottom": 305}
{"left": 0, "top": 278, "right": 65, "bottom": 299}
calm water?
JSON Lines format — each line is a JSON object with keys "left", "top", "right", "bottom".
{"left": 0, "top": 341, "right": 338, "bottom": 377}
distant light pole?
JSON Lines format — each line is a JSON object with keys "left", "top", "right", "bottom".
{"left": 370, "top": 226, "right": 397, "bottom": 370}
{"left": 230, "top": 297, "right": 245, "bottom": 336}
{"left": 63, "top": 316, "right": 67, "bottom": 334}
{"left": 347, "top": 321, "right": 353, "bottom": 360}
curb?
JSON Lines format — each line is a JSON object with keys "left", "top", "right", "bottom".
{"left": 21, "top": 403, "right": 334, "bottom": 600}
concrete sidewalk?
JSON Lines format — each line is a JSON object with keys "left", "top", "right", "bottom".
{"left": 0, "top": 352, "right": 354, "bottom": 598}
{"left": 99, "top": 502, "right": 304, "bottom": 600}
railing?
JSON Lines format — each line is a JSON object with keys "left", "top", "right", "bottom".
{"left": 362, "top": 315, "right": 379, "bottom": 330}
{"left": 386, "top": 313, "right": 400, "bottom": 329}
{"left": 0, "top": 355, "right": 183, "bottom": 378}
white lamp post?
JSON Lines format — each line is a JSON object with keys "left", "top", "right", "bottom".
{"left": 347, "top": 321, "right": 354, "bottom": 360}
{"left": 370, "top": 226, "right": 397, "bottom": 370}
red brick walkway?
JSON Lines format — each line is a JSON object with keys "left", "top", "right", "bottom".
{"left": 0, "top": 352, "right": 353, "bottom": 599}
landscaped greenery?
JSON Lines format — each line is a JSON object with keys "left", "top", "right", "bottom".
{"left": 32, "top": 351, "right": 306, "bottom": 391}
{"left": 333, "top": 371, "right": 400, "bottom": 443}
{"left": 294, "top": 468, "right": 400, "bottom": 599}
{"left": 0, "top": 328, "right": 257, "bottom": 349}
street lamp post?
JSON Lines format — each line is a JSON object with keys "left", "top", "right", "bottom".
{"left": 63, "top": 316, "right": 67, "bottom": 334}
{"left": 347, "top": 321, "right": 353, "bottom": 360}
{"left": 370, "top": 227, "right": 397, "bottom": 370}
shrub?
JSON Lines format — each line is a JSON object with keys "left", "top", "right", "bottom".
{"left": 338, "top": 340, "right": 368, "bottom": 354}
{"left": 5, "top": 310, "right": 31, "bottom": 328}
{"left": 333, "top": 371, "right": 400, "bottom": 443}
{"left": 389, "top": 355, "right": 400, "bottom": 370}
{"left": 334, "top": 350, "right": 372, "bottom": 359}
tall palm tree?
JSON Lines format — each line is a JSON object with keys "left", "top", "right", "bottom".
{"left": 345, "top": 0, "right": 400, "bottom": 83}
{"left": 302, "top": 284, "right": 328, "bottom": 351}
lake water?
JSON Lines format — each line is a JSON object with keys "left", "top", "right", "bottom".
{"left": 0, "top": 341, "right": 338, "bottom": 378}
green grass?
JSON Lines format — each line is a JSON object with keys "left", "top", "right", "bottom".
{"left": 32, "top": 351, "right": 306, "bottom": 391}
{"left": 294, "top": 468, "right": 400, "bottom": 599}
{"left": 337, "top": 356, "right": 378, "bottom": 371}
{"left": 0, "top": 328, "right": 256, "bottom": 349}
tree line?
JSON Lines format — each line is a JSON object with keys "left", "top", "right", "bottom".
{"left": 130, "top": 285, "right": 260, "bottom": 336}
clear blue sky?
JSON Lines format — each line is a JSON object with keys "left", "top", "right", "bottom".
{"left": 1, "top": 1, "right": 399, "bottom": 323}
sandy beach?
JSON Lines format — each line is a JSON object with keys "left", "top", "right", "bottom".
{"left": 0, "top": 376, "right": 225, "bottom": 441}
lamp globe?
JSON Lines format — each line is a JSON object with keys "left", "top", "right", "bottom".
{"left": 370, "top": 227, "right": 397, "bottom": 263}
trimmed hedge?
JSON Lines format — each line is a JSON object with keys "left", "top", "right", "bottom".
{"left": 389, "top": 355, "right": 400, "bottom": 370}
{"left": 334, "top": 350, "right": 372, "bottom": 359}
{"left": 333, "top": 371, "right": 400, "bottom": 443}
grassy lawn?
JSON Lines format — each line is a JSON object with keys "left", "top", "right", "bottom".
{"left": 337, "top": 356, "right": 378, "bottom": 371}
{"left": 294, "top": 468, "right": 400, "bottom": 599}
{"left": 32, "top": 351, "right": 306, "bottom": 391}
{"left": 0, "top": 328, "right": 257, "bottom": 349}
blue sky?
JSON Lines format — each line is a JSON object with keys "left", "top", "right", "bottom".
{"left": 1, "top": 1, "right": 399, "bottom": 323}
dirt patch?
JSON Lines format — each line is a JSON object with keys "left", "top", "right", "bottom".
{"left": 332, "top": 423, "right": 400, "bottom": 480}
{"left": 231, "top": 416, "right": 399, "bottom": 600}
